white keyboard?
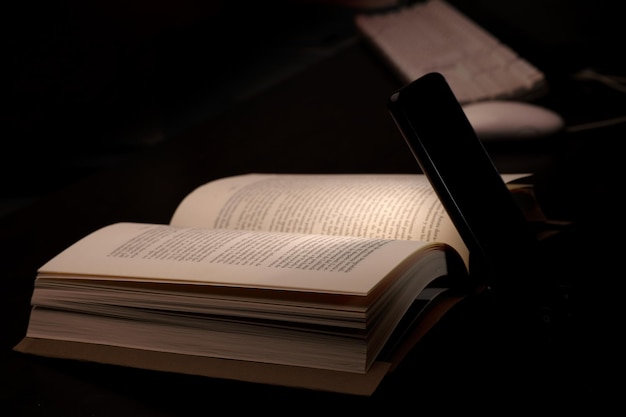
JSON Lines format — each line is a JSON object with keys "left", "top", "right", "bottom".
{"left": 355, "top": 0, "right": 547, "bottom": 104}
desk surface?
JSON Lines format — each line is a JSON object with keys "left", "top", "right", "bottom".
{"left": 2, "top": 36, "right": 624, "bottom": 414}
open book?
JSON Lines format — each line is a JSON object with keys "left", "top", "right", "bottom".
{"left": 15, "top": 172, "right": 532, "bottom": 395}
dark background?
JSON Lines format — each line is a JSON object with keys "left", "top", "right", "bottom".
{"left": 2, "top": 0, "right": 626, "bottom": 216}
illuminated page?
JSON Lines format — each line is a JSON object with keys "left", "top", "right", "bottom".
{"left": 37, "top": 222, "right": 439, "bottom": 296}
{"left": 171, "top": 173, "right": 469, "bottom": 263}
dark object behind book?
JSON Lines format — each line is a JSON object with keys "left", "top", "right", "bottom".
{"left": 387, "top": 72, "right": 572, "bottom": 344}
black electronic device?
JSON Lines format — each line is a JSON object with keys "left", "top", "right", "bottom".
{"left": 387, "top": 72, "right": 557, "bottom": 338}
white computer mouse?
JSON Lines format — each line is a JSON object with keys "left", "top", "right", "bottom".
{"left": 462, "top": 100, "right": 565, "bottom": 142}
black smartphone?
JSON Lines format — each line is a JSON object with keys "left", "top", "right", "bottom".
{"left": 387, "top": 72, "right": 540, "bottom": 300}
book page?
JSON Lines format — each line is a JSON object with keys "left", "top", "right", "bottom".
{"left": 171, "top": 174, "right": 529, "bottom": 266}
{"left": 38, "top": 222, "right": 441, "bottom": 296}
{"left": 171, "top": 174, "right": 471, "bottom": 261}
